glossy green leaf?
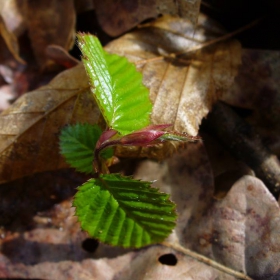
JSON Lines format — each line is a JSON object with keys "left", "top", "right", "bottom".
{"left": 59, "top": 123, "right": 113, "bottom": 173}
{"left": 73, "top": 173, "right": 177, "bottom": 248}
{"left": 77, "top": 33, "right": 152, "bottom": 135}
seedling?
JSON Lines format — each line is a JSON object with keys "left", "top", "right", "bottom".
{"left": 59, "top": 34, "right": 197, "bottom": 248}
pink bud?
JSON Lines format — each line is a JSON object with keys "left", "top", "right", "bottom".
{"left": 119, "top": 129, "right": 167, "bottom": 146}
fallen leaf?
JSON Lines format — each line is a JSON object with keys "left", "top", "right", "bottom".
{"left": 106, "top": 14, "right": 241, "bottom": 136}
{"left": 157, "top": 0, "right": 202, "bottom": 26}
{"left": 0, "top": 64, "right": 103, "bottom": 184}
{"left": 45, "top": 44, "right": 79, "bottom": 69}
{"left": 94, "top": 0, "right": 201, "bottom": 37}
{"left": 23, "top": 0, "right": 76, "bottom": 68}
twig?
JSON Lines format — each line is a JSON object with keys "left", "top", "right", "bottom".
{"left": 136, "top": 17, "right": 264, "bottom": 66}
{"left": 163, "top": 241, "right": 253, "bottom": 280}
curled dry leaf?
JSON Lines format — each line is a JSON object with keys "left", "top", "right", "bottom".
{"left": 134, "top": 145, "right": 280, "bottom": 279}
{"left": 94, "top": 0, "right": 201, "bottom": 37}
{"left": 0, "top": 64, "right": 103, "bottom": 184}
{"left": 106, "top": 14, "right": 241, "bottom": 137}
{"left": 45, "top": 45, "right": 79, "bottom": 69}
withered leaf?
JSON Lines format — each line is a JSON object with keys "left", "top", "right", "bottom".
{"left": 106, "top": 14, "right": 241, "bottom": 136}
{"left": 94, "top": 0, "right": 201, "bottom": 37}
{"left": 0, "top": 64, "right": 102, "bottom": 184}
{"left": 23, "top": 0, "right": 76, "bottom": 68}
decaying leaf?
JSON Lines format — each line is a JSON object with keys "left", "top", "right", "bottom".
{"left": 45, "top": 45, "right": 79, "bottom": 69}
{"left": 106, "top": 14, "right": 241, "bottom": 137}
{"left": 22, "top": 0, "right": 76, "bottom": 68}
{"left": 0, "top": 64, "right": 103, "bottom": 184}
{"left": 0, "top": 0, "right": 76, "bottom": 69}
{"left": 94, "top": 0, "right": 201, "bottom": 37}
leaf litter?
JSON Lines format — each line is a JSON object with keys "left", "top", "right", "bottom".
{"left": 0, "top": 6, "right": 279, "bottom": 280}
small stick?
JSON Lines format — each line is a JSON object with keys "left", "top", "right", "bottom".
{"left": 163, "top": 241, "right": 253, "bottom": 280}
{"left": 136, "top": 17, "right": 264, "bottom": 66}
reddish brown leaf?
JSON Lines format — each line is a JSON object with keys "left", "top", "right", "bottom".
{"left": 94, "top": 0, "right": 201, "bottom": 37}
{"left": 45, "top": 44, "right": 79, "bottom": 69}
{"left": 23, "top": 0, "right": 76, "bottom": 68}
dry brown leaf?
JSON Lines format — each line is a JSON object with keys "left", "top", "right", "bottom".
{"left": 94, "top": 0, "right": 201, "bottom": 37}
{"left": 0, "top": 64, "right": 103, "bottom": 184}
{"left": 158, "top": 0, "right": 201, "bottom": 26}
{"left": 45, "top": 44, "right": 79, "bottom": 69}
{"left": 106, "top": 15, "right": 241, "bottom": 136}
{"left": 23, "top": 0, "right": 76, "bottom": 68}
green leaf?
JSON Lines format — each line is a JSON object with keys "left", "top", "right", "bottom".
{"left": 77, "top": 33, "right": 152, "bottom": 135}
{"left": 73, "top": 173, "right": 177, "bottom": 248}
{"left": 59, "top": 123, "right": 113, "bottom": 173}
